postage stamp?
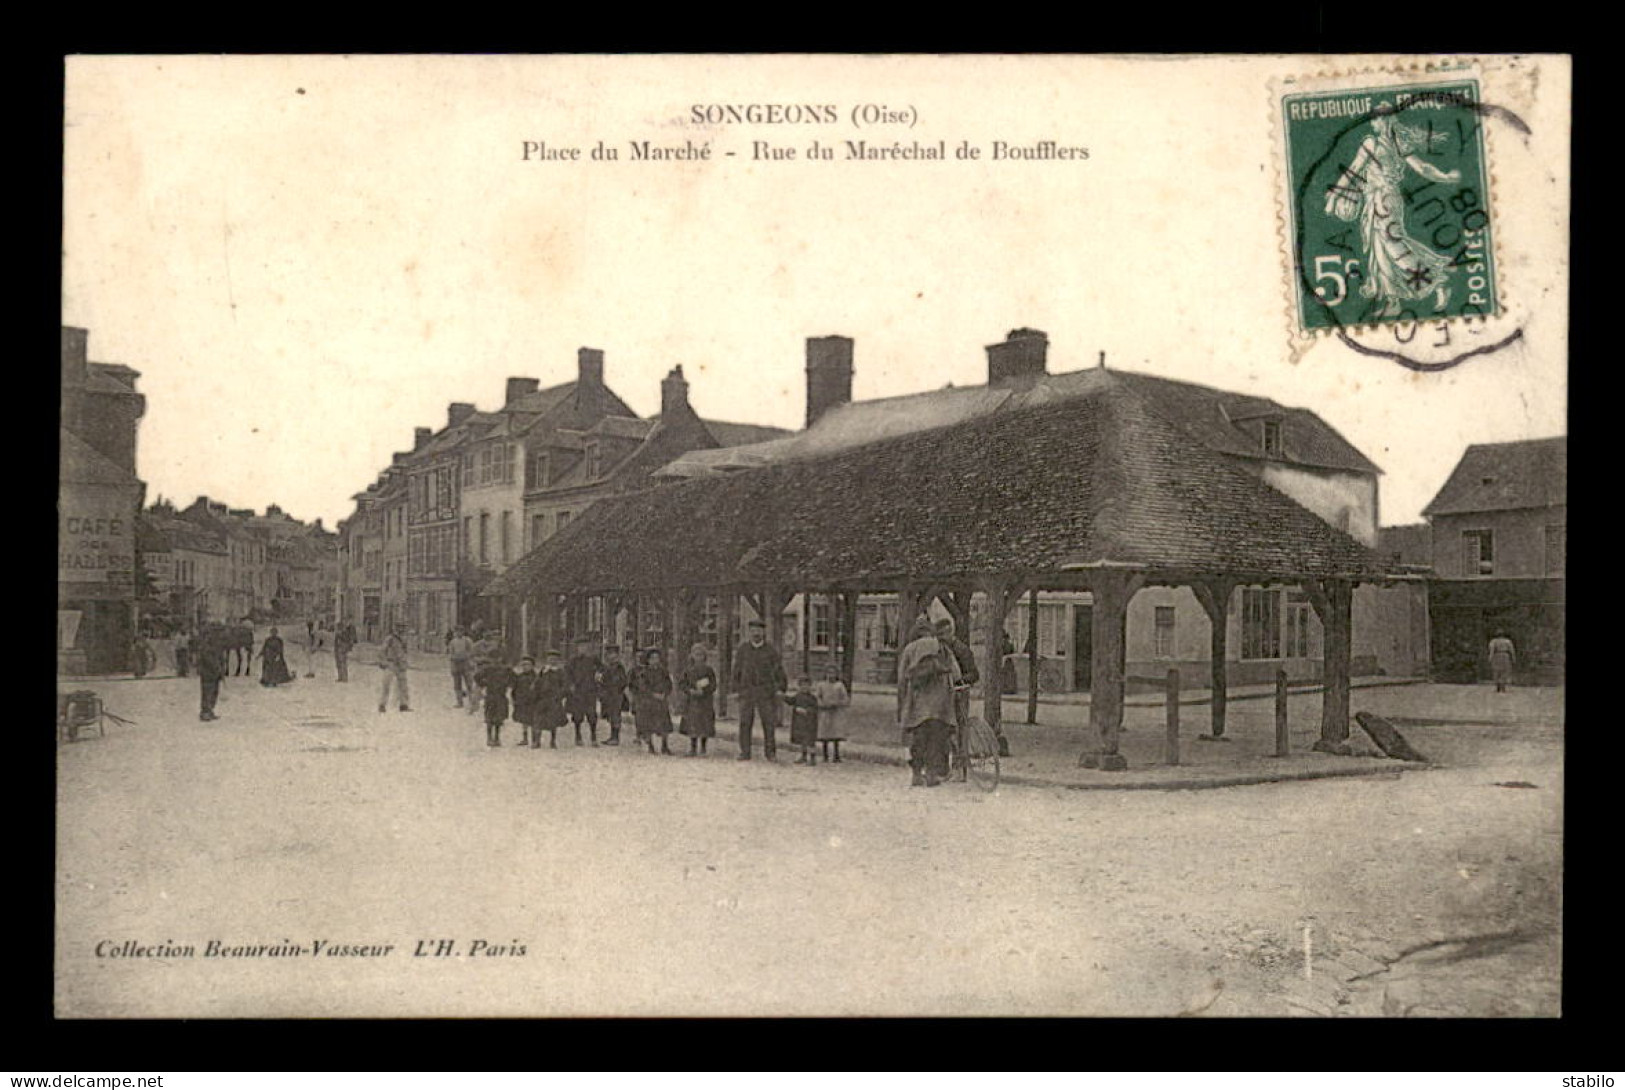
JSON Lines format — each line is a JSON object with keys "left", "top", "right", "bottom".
{"left": 1271, "top": 61, "right": 1529, "bottom": 369}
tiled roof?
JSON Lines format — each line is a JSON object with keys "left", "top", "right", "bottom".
{"left": 586, "top": 416, "right": 657, "bottom": 440}
{"left": 487, "top": 376, "right": 1386, "bottom": 598}
{"left": 703, "top": 419, "right": 795, "bottom": 447}
{"left": 1422, "top": 437, "right": 1566, "bottom": 517}
{"left": 653, "top": 366, "right": 1380, "bottom": 478}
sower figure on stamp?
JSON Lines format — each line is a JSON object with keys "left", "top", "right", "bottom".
{"left": 597, "top": 645, "right": 629, "bottom": 746}
{"left": 898, "top": 616, "right": 960, "bottom": 788}
{"left": 565, "top": 637, "right": 603, "bottom": 746}
{"left": 731, "top": 618, "right": 786, "bottom": 761}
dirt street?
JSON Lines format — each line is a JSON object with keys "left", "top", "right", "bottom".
{"left": 55, "top": 668, "right": 1561, "bottom": 1017}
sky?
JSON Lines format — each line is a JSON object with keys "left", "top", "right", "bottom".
{"left": 63, "top": 55, "right": 1569, "bottom": 529}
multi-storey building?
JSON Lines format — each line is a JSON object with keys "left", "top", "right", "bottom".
{"left": 59, "top": 326, "right": 147, "bottom": 674}
{"left": 1421, "top": 436, "right": 1565, "bottom": 684}
{"left": 404, "top": 405, "right": 474, "bottom": 651}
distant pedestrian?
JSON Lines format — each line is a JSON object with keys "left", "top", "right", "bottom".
{"left": 565, "top": 637, "right": 603, "bottom": 747}
{"left": 196, "top": 626, "right": 225, "bottom": 722}
{"left": 598, "top": 645, "right": 630, "bottom": 746}
{"left": 1489, "top": 633, "right": 1516, "bottom": 693}
{"left": 731, "top": 618, "right": 787, "bottom": 761}
{"left": 1001, "top": 630, "right": 1019, "bottom": 695}
{"left": 475, "top": 655, "right": 516, "bottom": 748}
{"left": 334, "top": 621, "right": 355, "bottom": 682}
{"left": 678, "top": 643, "right": 717, "bottom": 757}
{"left": 377, "top": 624, "right": 411, "bottom": 712}
{"left": 257, "top": 627, "right": 294, "bottom": 687}
{"left": 303, "top": 620, "right": 322, "bottom": 678}
{"left": 131, "top": 634, "right": 154, "bottom": 678}
{"left": 813, "top": 664, "right": 850, "bottom": 764}
{"left": 631, "top": 648, "right": 674, "bottom": 755}
{"left": 174, "top": 628, "right": 192, "bottom": 679}
{"left": 785, "top": 675, "right": 820, "bottom": 765}
{"left": 447, "top": 627, "right": 475, "bottom": 707}
{"left": 466, "top": 632, "right": 499, "bottom": 716}
{"left": 898, "top": 616, "right": 960, "bottom": 787}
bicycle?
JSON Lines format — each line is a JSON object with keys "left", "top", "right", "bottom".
{"left": 950, "top": 683, "right": 1000, "bottom": 792}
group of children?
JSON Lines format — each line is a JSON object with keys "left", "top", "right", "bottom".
{"left": 473, "top": 638, "right": 851, "bottom": 764}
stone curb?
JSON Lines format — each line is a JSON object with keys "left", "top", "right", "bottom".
{"left": 705, "top": 721, "right": 1428, "bottom": 792}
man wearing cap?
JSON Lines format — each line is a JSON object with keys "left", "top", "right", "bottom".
{"left": 936, "top": 616, "right": 1010, "bottom": 758}
{"left": 731, "top": 618, "right": 787, "bottom": 760}
{"left": 899, "top": 615, "right": 960, "bottom": 786}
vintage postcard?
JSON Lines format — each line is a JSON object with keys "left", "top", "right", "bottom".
{"left": 58, "top": 54, "right": 1569, "bottom": 1018}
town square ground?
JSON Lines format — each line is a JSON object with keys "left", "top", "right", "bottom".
{"left": 56, "top": 662, "right": 1561, "bottom": 1018}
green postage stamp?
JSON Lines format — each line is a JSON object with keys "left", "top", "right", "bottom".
{"left": 1280, "top": 75, "right": 1498, "bottom": 338}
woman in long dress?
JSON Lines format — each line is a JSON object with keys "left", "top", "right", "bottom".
{"left": 1324, "top": 107, "right": 1462, "bottom": 320}
{"left": 678, "top": 644, "right": 717, "bottom": 757}
{"left": 631, "top": 648, "right": 674, "bottom": 756}
{"left": 257, "top": 627, "right": 294, "bottom": 687}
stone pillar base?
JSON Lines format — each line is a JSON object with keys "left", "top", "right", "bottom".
{"left": 1099, "top": 753, "right": 1128, "bottom": 771}
{"left": 1197, "top": 734, "right": 1232, "bottom": 743}
{"left": 1312, "top": 739, "right": 1352, "bottom": 756}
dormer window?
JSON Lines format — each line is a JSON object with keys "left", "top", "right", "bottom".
{"left": 1261, "top": 418, "right": 1284, "bottom": 457}
{"left": 585, "top": 441, "right": 601, "bottom": 479}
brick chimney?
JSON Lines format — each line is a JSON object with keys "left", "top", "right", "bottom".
{"left": 414, "top": 427, "right": 432, "bottom": 451}
{"left": 447, "top": 402, "right": 476, "bottom": 428}
{"left": 806, "top": 335, "right": 854, "bottom": 428}
{"left": 986, "top": 328, "right": 1049, "bottom": 386}
{"left": 505, "top": 377, "right": 540, "bottom": 406}
{"left": 578, "top": 347, "right": 605, "bottom": 389}
{"left": 661, "top": 365, "right": 691, "bottom": 418}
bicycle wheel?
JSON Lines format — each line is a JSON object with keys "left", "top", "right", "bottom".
{"left": 963, "top": 716, "right": 1000, "bottom": 792}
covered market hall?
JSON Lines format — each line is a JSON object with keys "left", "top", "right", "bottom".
{"left": 484, "top": 367, "right": 1401, "bottom": 770}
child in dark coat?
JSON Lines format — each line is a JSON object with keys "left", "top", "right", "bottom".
{"left": 533, "top": 651, "right": 569, "bottom": 748}
{"left": 784, "top": 675, "right": 821, "bottom": 765}
{"left": 475, "top": 657, "right": 516, "bottom": 747}
{"left": 597, "top": 646, "right": 630, "bottom": 746}
{"left": 510, "top": 656, "right": 539, "bottom": 747}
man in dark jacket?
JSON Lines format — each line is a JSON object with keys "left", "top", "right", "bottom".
{"left": 731, "top": 618, "right": 787, "bottom": 760}
{"left": 936, "top": 616, "right": 1009, "bottom": 757}
{"left": 196, "top": 625, "right": 226, "bottom": 722}
{"left": 334, "top": 621, "right": 356, "bottom": 682}
{"left": 597, "top": 645, "right": 630, "bottom": 746}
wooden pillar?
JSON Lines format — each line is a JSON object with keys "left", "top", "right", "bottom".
{"left": 671, "top": 589, "right": 692, "bottom": 664}
{"left": 1080, "top": 570, "right": 1143, "bottom": 771}
{"left": 1164, "top": 667, "right": 1180, "bottom": 766}
{"left": 1026, "top": 586, "right": 1040, "bottom": 724}
{"left": 1306, "top": 578, "right": 1354, "bottom": 751}
{"left": 1192, "top": 578, "right": 1236, "bottom": 740}
{"left": 978, "top": 579, "right": 1021, "bottom": 738}
{"left": 763, "top": 584, "right": 791, "bottom": 680}
{"left": 898, "top": 585, "right": 922, "bottom": 635}
{"left": 839, "top": 590, "right": 859, "bottom": 690}
{"left": 1274, "top": 668, "right": 1290, "bottom": 757}
{"left": 800, "top": 592, "right": 812, "bottom": 680}
{"left": 718, "top": 588, "right": 738, "bottom": 718}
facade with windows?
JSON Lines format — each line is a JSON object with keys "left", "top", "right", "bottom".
{"left": 1421, "top": 436, "right": 1565, "bottom": 684}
